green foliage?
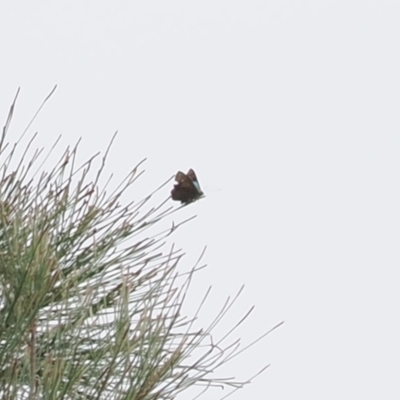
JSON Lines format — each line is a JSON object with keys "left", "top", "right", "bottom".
{"left": 0, "top": 88, "right": 283, "bottom": 400}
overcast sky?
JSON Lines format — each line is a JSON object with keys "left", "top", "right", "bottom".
{"left": 1, "top": 1, "right": 400, "bottom": 399}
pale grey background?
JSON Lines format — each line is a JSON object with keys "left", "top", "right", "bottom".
{"left": 1, "top": 1, "right": 400, "bottom": 399}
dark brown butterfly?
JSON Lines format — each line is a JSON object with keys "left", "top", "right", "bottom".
{"left": 171, "top": 169, "right": 204, "bottom": 204}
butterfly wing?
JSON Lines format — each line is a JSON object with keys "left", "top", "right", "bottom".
{"left": 175, "top": 171, "right": 193, "bottom": 187}
{"left": 186, "top": 169, "right": 202, "bottom": 194}
{"left": 186, "top": 169, "right": 197, "bottom": 181}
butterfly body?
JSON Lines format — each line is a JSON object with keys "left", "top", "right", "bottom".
{"left": 171, "top": 169, "right": 204, "bottom": 204}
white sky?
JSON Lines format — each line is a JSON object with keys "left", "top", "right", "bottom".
{"left": 1, "top": 1, "right": 400, "bottom": 399}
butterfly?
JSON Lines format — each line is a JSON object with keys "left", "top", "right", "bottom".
{"left": 171, "top": 169, "right": 204, "bottom": 204}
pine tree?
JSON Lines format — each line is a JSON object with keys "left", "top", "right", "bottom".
{"left": 0, "top": 88, "right": 283, "bottom": 400}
